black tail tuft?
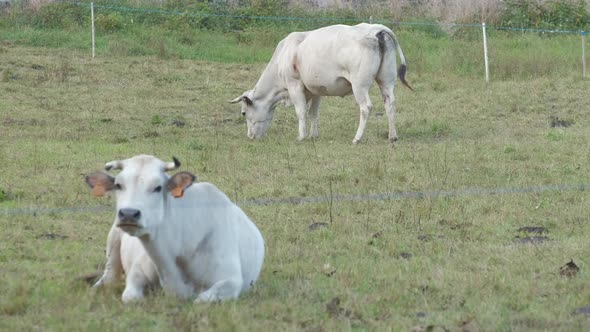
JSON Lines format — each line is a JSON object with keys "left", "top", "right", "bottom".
{"left": 398, "top": 64, "right": 414, "bottom": 91}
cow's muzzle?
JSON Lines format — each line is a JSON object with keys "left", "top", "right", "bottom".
{"left": 117, "top": 208, "right": 141, "bottom": 228}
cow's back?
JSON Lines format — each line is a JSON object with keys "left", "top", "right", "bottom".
{"left": 290, "top": 24, "right": 387, "bottom": 96}
{"left": 300, "top": 24, "right": 385, "bottom": 61}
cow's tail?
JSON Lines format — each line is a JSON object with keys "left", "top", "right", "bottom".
{"left": 378, "top": 28, "right": 413, "bottom": 91}
{"left": 77, "top": 270, "right": 102, "bottom": 285}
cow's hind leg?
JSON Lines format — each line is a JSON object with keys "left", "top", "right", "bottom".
{"left": 378, "top": 81, "right": 398, "bottom": 142}
{"left": 351, "top": 85, "right": 373, "bottom": 144}
{"left": 93, "top": 222, "right": 123, "bottom": 288}
{"left": 309, "top": 96, "right": 321, "bottom": 139}
{"left": 376, "top": 38, "right": 400, "bottom": 143}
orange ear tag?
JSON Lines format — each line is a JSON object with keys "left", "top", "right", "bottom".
{"left": 171, "top": 187, "right": 184, "bottom": 198}
{"left": 91, "top": 185, "right": 106, "bottom": 197}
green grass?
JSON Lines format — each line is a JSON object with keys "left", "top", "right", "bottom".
{"left": 1, "top": 26, "right": 590, "bottom": 330}
{"left": 1, "top": 17, "right": 586, "bottom": 79}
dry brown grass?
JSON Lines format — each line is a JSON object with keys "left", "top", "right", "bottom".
{"left": 290, "top": 0, "right": 589, "bottom": 25}
{"left": 379, "top": 0, "right": 504, "bottom": 23}
{"left": 20, "top": 0, "right": 56, "bottom": 11}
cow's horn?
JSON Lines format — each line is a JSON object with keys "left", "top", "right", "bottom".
{"left": 164, "top": 157, "right": 181, "bottom": 171}
{"left": 228, "top": 95, "right": 243, "bottom": 104}
{"left": 105, "top": 160, "right": 123, "bottom": 171}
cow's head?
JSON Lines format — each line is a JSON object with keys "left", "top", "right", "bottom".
{"left": 85, "top": 155, "right": 196, "bottom": 237}
{"left": 229, "top": 90, "right": 275, "bottom": 139}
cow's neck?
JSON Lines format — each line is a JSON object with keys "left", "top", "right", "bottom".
{"left": 253, "top": 60, "right": 288, "bottom": 108}
{"left": 137, "top": 225, "right": 169, "bottom": 269}
{"left": 136, "top": 203, "right": 176, "bottom": 270}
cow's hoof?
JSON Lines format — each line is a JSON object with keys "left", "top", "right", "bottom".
{"left": 122, "top": 289, "right": 144, "bottom": 303}
{"left": 194, "top": 292, "right": 220, "bottom": 303}
{"left": 389, "top": 136, "right": 398, "bottom": 143}
{"left": 92, "top": 279, "right": 104, "bottom": 289}
{"left": 352, "top": 139, "right": 360, "bottom": 144}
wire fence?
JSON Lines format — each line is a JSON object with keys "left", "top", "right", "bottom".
{"left": 61, "top": 0, "right": 589, "bottom": 35}
{"left": 47, "top": 0, "right": 588, "bottom": 79}
{"left": 2, "top": 182, "right": 590, "bottom": 216}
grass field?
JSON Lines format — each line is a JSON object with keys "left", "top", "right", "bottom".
{"left": 1, "top": 25, "right": 590, "bottom": 331}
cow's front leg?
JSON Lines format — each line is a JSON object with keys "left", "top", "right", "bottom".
{"left": 122, "top": 263, "right": 148, "bottom": 303}
{"left": 309, "top": 96, "right": 321, "bottom": 139}
{"left": 288, "top": 83, "right": 309, "bottom": 141}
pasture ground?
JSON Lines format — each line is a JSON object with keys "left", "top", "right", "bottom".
{"left": 1, "top": 36, "right": 590, "bottom": 330}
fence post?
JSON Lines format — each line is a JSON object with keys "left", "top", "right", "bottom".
{"left": 482, "top": 22, "right": 489, "bottom": 82}
{"left": 91, "top": 2, "right": 95, "bottom": 58}
{"left": 582, "top": 31, "right": 586, "bottom": 79}
{"left": 369, "top": 16, "right": 372, "bottom": 24}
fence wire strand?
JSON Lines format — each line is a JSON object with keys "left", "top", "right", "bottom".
{"left": 59, "top": 1, "right": 588, "bottom": 35}
{"left": 2, "top": 182, "right": 589, "bottom": 216}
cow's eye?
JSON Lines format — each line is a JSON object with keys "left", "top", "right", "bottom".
{"left": 153, "top": 186, "right": 162, "bottom": 193}
{"left": 114, "top": 183, "right": 122, "bottom": 190}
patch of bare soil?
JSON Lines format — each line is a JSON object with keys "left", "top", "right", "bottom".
{"left": 398, "top": 252, "right": 413, "bottom": 259}
{"left": 325, "top": 297, "right": 362, "bottom": 322}
{"left": 572, "top": 306, "right": 590, "bottom": 315}
{"left": 514, "top": 226, "right": 550, "bottom": 244}
{"left": 513, "top": 236, "right": 550, "bottom": 244}
{"left": 411, "top": 325, "right": 450, "bottom": 332}
{"left": 35, "top": 233, "right": 67, "bottom": 240}
{"left": 517, "top": 226, "right": 547, "bottom": 234}
{"left": 308, "top": 222, "right": 328, "bottom": 231}
{"left": 550, "top": 115, "right": 573, "bottom": 128}
{"left": 559, "top": 259, "right": 579, "bottom": 278}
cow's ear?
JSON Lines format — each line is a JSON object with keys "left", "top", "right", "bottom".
{"left": 167, "top": 172, "right": 196, "bottom": 198}
{"left": 85, "top": 172, "right": 115, "bottom": 197}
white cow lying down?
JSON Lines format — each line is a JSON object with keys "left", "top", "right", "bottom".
{"left": 85, "top": 154, "right": 265, "bottom": 303}
{"left": 230, "top": 23, "right": 412, "bottom": 144}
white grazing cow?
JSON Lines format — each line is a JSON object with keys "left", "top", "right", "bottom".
{"left": 230, "top": 23, "right": 412, "bottom": 144}
{"left": 86, "top": 155, "right": 265, "bottom": 303}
